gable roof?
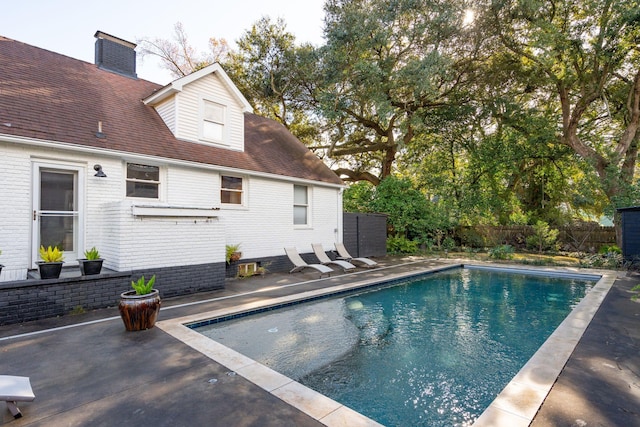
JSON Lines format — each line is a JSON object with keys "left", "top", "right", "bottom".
{"left": 0, "top": 36, "right": 343, "bottom": 186}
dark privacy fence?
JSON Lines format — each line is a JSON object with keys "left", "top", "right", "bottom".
{"left": 343, "top": 213, "right": 388, "bottom": 258}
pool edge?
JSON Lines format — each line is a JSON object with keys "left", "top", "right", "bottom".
{"left": 156, "top": 262, "right": 615, "bottom": 427}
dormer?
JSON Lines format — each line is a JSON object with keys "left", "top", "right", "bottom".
{"left": 143, "top": 64, "right": 253, "bottom": 152}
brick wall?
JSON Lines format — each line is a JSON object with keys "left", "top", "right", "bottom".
{"left": 0, "top": 262, "right": 225, "bottom": 326}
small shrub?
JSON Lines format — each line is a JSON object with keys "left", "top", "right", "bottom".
{"left": 131, "top": 275, "right": 156, "bottom": 295}
{"left": 442, "top": 237, "right": 456, "bottom": 251}
{"left": 526, "top": 221, "right": 560, "bottom": 253}
{"left": 387, "top": 236, "right": 419, "bottom": 254}
{"left": 598, "top": 244, "right": 622, "bottom": 255}
{"left": 226, "top": 244, "right": 242, "bottom": 263}
{"left": 488, "top": 245, "right": 515, "bottom": 260}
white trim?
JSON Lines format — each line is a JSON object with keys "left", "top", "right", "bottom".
{"left": 143, "top": 63, "right": 253, "bottom": 113}
{"left": 1, "top": 134, "right": 344, "bottom": 190}
{"left": 31, "top": 161, "right": 85, "bottom": 267}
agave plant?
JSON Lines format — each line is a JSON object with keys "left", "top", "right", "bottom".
{"left": 84, "top": 246, "right": 101, "bottom": 260}
{"left": 39, "top": 245, "right": 64, "bottom": 263}
{"left": 131, "top": 275, "right": 156, "bottom": 295}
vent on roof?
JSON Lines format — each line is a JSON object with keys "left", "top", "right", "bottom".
{"left": 94, "top": 31, "right": 137, "bottom": 78}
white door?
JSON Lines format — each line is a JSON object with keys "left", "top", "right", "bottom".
{"left": 32, "top": 163, "right": 84, "bottom": 266}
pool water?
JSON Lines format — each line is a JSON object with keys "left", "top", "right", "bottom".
{"left": 195, "top": 268, "right": 594, "bottom": 426}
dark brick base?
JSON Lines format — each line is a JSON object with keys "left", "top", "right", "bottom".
{"left": 0, "top": 262, "right": 226, "bottom": 325}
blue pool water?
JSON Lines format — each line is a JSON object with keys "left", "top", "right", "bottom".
{"left": 195, "top": 267, "right": 595, "bottom": 426}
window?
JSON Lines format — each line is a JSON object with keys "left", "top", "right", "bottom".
{"left": 126, "top": 163, "right": 160, "bottom": 198}
{"left": 293, "top": 185, "right": 308, "bottom": 225}
{"left": 202, "top": 100, "right": 225, "bottom": 142}
{"left": 221, "top": 176, "right": 243, "bottom": 205}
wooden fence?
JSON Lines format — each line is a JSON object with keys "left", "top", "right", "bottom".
{"left": 455, "top": 224, "right": 616, "bottom": 252}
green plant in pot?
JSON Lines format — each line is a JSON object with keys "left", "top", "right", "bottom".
{"left": 118, "top": 275, "right": 161, "bottom": 331}
{"left": 37, "top": 245, "right": 64, "bottom": 279}
{"left": 226, "top": 243, "right": 242, "bottom": 264}
{"left": 78, "top": 246, "right": 104, "bottom": 276}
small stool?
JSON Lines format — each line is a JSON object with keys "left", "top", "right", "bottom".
{"left": 0, "top": 376, "right": 35, "bottom": 419}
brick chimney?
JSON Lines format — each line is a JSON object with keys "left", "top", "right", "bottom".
{"left": 94, "top": 31, "right": 137, "bottom": 78}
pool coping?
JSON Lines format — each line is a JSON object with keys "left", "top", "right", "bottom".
{"left": 156, "top": 263, "right": 617, "bottom": 427}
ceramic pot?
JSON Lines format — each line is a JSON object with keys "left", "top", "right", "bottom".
{"left": 118, "top": 289, "right": 161, "bottom": 331}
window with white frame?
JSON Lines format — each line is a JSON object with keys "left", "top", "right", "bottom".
{"left": 202, "top": 100, "right": 225, "bottom": 142}
{"left": 221, "top": 175, "right": 243, "bottom": 205}
{"left": 126, "top": 163, "right": 160, "bottom": 199}
{"left": 293, "top": 185, "right": 308, "bottom": 225}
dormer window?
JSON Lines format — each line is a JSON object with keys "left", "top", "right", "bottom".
{"left": 202, "top": 99, "right": 226, "bottom": 143}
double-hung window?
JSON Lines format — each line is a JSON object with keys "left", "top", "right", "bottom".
{"left": 126, "top": 163, "right": 160, "bottom": 199}
{"left": 293, "top": 185, "right": 309, "bottom": 225}
{"left": 202, "top": 100, "right": 225, "bottom": 143}
{"left": 221, "top": 176, "right": 243, "bottom": 205}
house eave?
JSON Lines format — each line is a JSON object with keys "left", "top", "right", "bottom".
{"left": 0, "top": 133, "right": 344, "bottom": 189}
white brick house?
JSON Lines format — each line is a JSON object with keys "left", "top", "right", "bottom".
{"left": 0, "top": 31, "right": 344, "bottom": 283}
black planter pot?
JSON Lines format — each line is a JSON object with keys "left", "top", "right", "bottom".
{"left": 118, "top": 289, "right": 161, "bottom": 331}
{"left": 78, "top": 258, "right": 104, "bottom": 275}
{"left": 37, "top": 262, "right": 63, "bottom": 279}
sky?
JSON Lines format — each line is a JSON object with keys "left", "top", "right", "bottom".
{"left": 3, "top": 0, "right": 326, "bottom": 84}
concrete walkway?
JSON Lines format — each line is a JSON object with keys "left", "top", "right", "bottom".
{"left": 1, "top": 258, "right": 639, "bottom": 426}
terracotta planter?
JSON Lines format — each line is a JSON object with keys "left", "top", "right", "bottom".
{"left": 118, "top": 289, "right": 161, "bottom": 331}
{"left": 37, "top": 261, "right": 63, "bottom": 279}
{"left": 78, "top": 258, "right": 104, "bottom": 275}
{"left": 229, "top": 251, "right": 242, "bottom": 263}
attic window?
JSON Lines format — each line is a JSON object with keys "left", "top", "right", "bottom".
{"left": 202, "top": 100, "right": 225, "bottom": 143}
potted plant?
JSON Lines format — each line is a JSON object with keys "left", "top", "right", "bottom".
{"left": 78, "top": 246, "right": 104, "bottom": 275}
{"left": 37, "top": 245, "right": 64, "bottom": 279}
{"left": 225, "top": 243, "right": 242, "bottom": 263}
{"left": 118, "top": 275, "right": 161, "bottom": 331}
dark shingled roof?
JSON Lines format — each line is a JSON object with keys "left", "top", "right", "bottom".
{"left": 0, "top": 36, "right": 343, "bottom": 186}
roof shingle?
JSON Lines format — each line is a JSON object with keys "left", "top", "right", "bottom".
{"left": 0, "top": 35, "right": 343, "bottom": 186}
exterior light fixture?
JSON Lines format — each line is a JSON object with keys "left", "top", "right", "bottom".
{"left": 93, "top": 164, "right": 107, "bottom": 177}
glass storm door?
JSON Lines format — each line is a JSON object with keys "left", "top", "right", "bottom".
{"left": 32, "top": 164, "right": 84, "bottom": 266}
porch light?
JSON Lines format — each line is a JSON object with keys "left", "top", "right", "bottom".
{"left": 93, "top": 164, "right": 107, "bottom": 177}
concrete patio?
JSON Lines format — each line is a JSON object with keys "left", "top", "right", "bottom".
{"left": 1, "top": 257, "right": 639, "bottom": 426}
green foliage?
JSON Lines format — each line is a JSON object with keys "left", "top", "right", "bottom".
{"left": 526, "top": 221, "right": 560, "bottom": 254}
{"left": 386, "top": 236, "right": 419, "bottom": 254}
{"left": 131, "top": 275, "right": 156, "bottom": 295}
{"left": 598, "top": 245, "right": 622, "bottom": 255}
{"left": 580, "top": 253, "right": 623, "bottom": 270}
{"left": 441, "top": 237, "right": 456, "bottom": 251}
{"left": 488, "top": 245, "right": 515, "bottom": 260}
{"left": 343, "top": 181, "right": 375, "bottom": 213}
{"left": 84, "top": 247, "right": 101, "bottom": 260}
{"left": 225, "top": 244, "right": 241, "bottom": 263}
{"left": 39, "top": 245, "right": 64, "bottom": 262}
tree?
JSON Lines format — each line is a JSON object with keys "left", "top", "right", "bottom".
{"left": 483, "top": 0, "right": 640, "bottom": 242}
{"left": 223, "top": 17, "right": 322, "bottom": 144}
{"left": 316, "top": 0, "right": 484, "bottom": 184}
{"left": 138, "top": 22, "right": 230, "bottom": 78}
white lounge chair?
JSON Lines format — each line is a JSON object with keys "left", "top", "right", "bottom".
{"left": 334, "top": 242, "right": 378, "bottom": 268}
{"left": 0, "top": 375, "right": 35, "bottom": 419}
{"left": 312, "top": 243, "right": 356, "bottom": 272}
{"left": 285, "top": 247, "right": 333, "bottom": 278}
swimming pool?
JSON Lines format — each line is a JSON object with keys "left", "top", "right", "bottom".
{"left": 190, "top": 267, "right": 595, "bottom": 426}
{"left": 156, "top": 263, "right": 614, "bottom": 427}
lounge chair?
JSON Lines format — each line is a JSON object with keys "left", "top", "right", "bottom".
{"left": 334, "top": 242, "right": 378, "bottom": 268}
{"left": 312, "top": 243, "right": 356, "bottom": 272}
{"left": 285, "top": 247, "right": 333, "bottom": 278}
{"left": 0, "top": 375, "right": 35, "bottom": 419}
